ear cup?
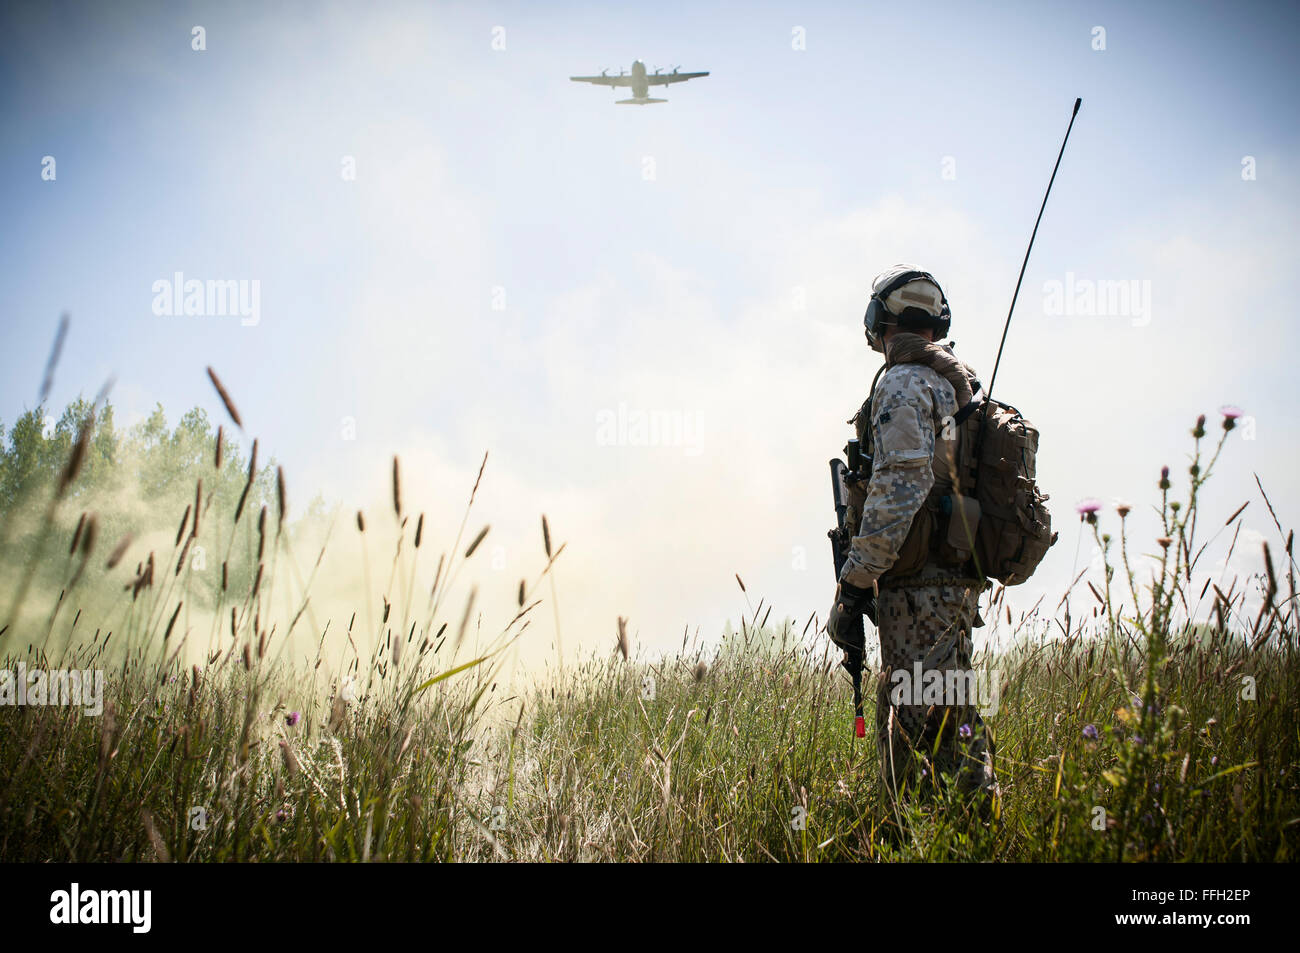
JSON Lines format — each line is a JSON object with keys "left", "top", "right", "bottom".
{"left": 863, "top": 298, "right": 888, "bottom": 341}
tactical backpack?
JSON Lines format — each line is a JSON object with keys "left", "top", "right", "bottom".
{"left": 849, "top": 354, "right": 1056, "bottom": 586}
{"left": 944, "top": 396, "right": 1056, "bottom": 585}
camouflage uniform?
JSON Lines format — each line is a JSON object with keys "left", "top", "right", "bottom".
{"left": 840, "top": 362, "right": 997, "bottom": 800}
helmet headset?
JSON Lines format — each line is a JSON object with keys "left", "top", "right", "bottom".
{"left": 863, "top": 268, "right": 951, "bottom": 348}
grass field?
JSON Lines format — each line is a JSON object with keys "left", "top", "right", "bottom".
{"left": 1, "top": 386, "right": 1296, "bottom": 862}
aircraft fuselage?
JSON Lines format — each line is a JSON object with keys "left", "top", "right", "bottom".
{"left": 630, "top": 60, "right": 648, "bottom": 100}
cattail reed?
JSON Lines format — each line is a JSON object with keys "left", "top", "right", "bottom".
{"left": 131, "top": 554, "right": 154, "bottom": 600}
{"left": 192, "top": 479, "right": 202, "bottom": 538}
{"left": 69, "top": 512, "right": 86, "bottom": 556}
{"left": 205, "top": 366, "right": 243, "bottom": 428}
{"left": 257, "top": 506, "right": 267, "bottom": 561}
{"left": 276, "top": 466, "right": 286, "bottom": 535}
{"left": 175, "top": 505, "right": 191, "bottom": 546}
{"left": 356, "top": 510, "right": 366, "bottom": 533}
{"left": 57, "top": 411, "right": 94, "bottom": 499}
{"left": 80, "top": 513, "right": 97, "bottom": 557}
{"left": 431, "top": 553, "right": 445, "bottom": 601}
{"left": 163, "top": 601, "right": 182, "bottom": 642}
{"left": 235, "top": 439, "right": 258, "bottom": 524}
{"left": 252, "top": 563, "right": 264, "bottom": 598}
{"left": 415, "top": 513, "right": 424, "bottom": 548}
{"left": 214, "top": 425, "right": 223, "bottom": 470}
{"left": 40, "top": 313, "right": 69, "bottom": 405}
{"left": 455, "top": 586, "right": 478, "bottom": 649}
{"left": 176, "top": 535, "right": 192, "bottom": 576}
{"left": 542, "top": 515, "right": 552, "bottom": 558}
{"left": 105, "top": 533, "right": 132, "bottom": 570}
{"left": 518, "top": 579, "right": 526, "bottom": 606}
{"left": 392, "top": 456, "right": 402, "bottom": 518}
{"left": 221, "top": 560, "right": 228, "bottom": 591}
{"left": 234, "top": 480, "right": 251, "bottom": 526}
{"left": 465, "top": 525, "right": 490, "bottom": 558}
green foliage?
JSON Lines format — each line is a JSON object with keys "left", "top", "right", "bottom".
{"left": 0, "top": 398, "right": 279, "bottom": 617}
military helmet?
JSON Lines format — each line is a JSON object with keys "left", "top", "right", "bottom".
{"left": 863, "top": 264, "right": 951, "bottom": 351}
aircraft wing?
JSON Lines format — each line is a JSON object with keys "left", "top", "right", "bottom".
{"left": 570, "top": 74, "right": 634, "bottom": 87}
{"left": 645, "top": 70, "right": 709, "bottom": 86}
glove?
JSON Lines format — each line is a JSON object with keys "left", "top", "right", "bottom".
{"left": 827, "top": 579, "right": 872, "bottom": 655}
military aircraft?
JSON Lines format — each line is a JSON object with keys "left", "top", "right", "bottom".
{"left": 569, "top": 60, "right": 709, "bottom": 105}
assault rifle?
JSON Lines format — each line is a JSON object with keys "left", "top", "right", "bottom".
{"left": 828, "top": 437, "right": 875, "bottom": 738}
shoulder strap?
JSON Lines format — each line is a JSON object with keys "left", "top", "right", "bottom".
{"left": 953, "top": 380, "right": 983, "bottom": 425}
{"left": 860, "top": 362, "right": 889, "bottom": 449}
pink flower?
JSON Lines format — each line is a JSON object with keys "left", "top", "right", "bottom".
{"left": 1219, "top": 405, "right": 1243, "bottom": 420}
{"left": 286, "top": 711, "right": 300, "bottom": 727}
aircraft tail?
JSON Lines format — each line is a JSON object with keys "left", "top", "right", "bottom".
{"left": 615, "top": 97, "right": 667, "bottom": 105}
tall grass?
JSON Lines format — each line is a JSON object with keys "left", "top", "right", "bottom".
{"left": 0, "top": 379, "right": 1295, "bottom": 862}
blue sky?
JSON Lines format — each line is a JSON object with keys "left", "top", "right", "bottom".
{"left": 2, "top": 0, "right": 1297, "bottom": 660}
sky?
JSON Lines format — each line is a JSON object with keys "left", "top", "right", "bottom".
{"left": 2, "top": 0, "right": 1298, "bottom": 666}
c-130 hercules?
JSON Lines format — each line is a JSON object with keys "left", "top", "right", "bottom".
{"left": 570, "top": 60, "right": 709, "bottom": 105}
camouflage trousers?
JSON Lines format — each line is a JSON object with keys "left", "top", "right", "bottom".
{"left": 874, "top": 566, "right": 998, "bottom": 802}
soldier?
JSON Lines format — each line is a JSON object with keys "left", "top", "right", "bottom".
{"left": 827, "top": 264, "right": 999, "bottom": 806}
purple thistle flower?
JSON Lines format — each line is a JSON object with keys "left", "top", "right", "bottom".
{"left": 1075, "top": 498, "right": 1102, "bottom": 524}
{"left": 286, "top": 711, "right": 300, "bottom": 727}
{"left": 1082, "top": 724, "right": 1099, "bottom": 741}
{"left": 1220, "top": 405, "right": 1242, "bottom": 420}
